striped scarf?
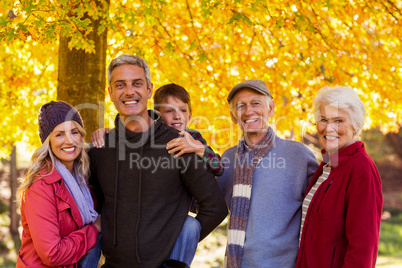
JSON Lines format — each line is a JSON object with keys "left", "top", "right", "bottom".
{"left": 225, "top": 128, "right": 276, "bottom": 267}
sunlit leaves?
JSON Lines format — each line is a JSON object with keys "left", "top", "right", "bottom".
{"left": 0, "top": 0, "right": 108, "bottom": 51}
{"left": 1, "top": 0, "right": 402, "bottom": 156}
{"left": 0, "top": 39, "right": 57, "bottom": 156}
{"left": 104, "top": 0, "right": 402, "bottom": 150}
{"left": 228, "top": 12, "right": 253, "bottom": 26}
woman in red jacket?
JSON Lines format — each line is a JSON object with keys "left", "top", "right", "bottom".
{"left": 17, "top": 101, "right": 102, "bottom": 268}
{"left": 296, "top": 86, "right": 383, "bottom": 268}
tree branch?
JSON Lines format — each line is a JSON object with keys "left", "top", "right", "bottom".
{"left": 381, "top": 2, "right": 399, "bottom": 22}
{"left": 386, "top": 0, "right": 402, "bottom": 16}
{"left": 185, "top": 0, "right": 213, "bottom": 76}
{"left": 154, "top": 18, "right": 194, "bottom": 70}
{"left": 246, "top": 27, "right": 256, "bottom": 61}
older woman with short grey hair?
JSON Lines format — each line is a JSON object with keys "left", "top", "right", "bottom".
{"left": 296, "top": 86, "right": 383, "bottom": 268}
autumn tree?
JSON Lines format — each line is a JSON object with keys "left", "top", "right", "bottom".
{"left": 1, "top": 0, "right": 401, "bottom": 154}
{"left": 1, "top": 0, "right": 401, "bottom": 261}
{"left": 58, "top": 0, "right": 109, "bottom": 138}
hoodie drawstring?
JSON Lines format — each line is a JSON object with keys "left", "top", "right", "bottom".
{"left": 134, "top": 145, "right": 144, "bottom": 263}
{"left": 113, "top": 140, "right": 119, "bottom": 245}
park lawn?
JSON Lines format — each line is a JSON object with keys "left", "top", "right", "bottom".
{"left": 1, "top": 214, "right": 402, "bottom": 267}
{"left": 192, "top": 214, "right": 402, "bottom": 267}
{"left": 377, "top": 213, "right": 402, "bottom": 266}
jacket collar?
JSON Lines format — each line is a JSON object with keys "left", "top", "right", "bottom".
{"left": 322, "top": 141, "right": 364, "bottom": 168}
{"left": 114, "top": 110, "right": 162, "bottom": 143}
{"left": 39, "top": 166, "right": 62, "bottom": 184}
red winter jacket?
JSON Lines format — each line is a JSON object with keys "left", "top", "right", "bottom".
{"left": 17, "top": 168, "right": 98, "bottom": 268}
{"left": 296, "top": 142, "right": 383, "bottom": 268}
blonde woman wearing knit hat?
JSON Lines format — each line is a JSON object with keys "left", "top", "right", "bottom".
{"left": 17, "top": 101, "right": 102, "bottom": 268}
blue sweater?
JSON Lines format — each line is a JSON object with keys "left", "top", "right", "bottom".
{"left": 218, "top": 137, "right": 319, "bottom": 268}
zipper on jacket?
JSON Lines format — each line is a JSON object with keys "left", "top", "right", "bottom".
{"left": 113, "top": 140, "right": 119, "bottom": 246}
{"left": 316, "top": 179, "right": 333, "bottom": 212}
{"left": 324, "top": 180, "right": 333, "bottom": 192}
{"left": 135, "top": 144, "right": 144, "bottom": 264}
{"left": 114, "top": 123, "right": 142, "bottom": 264}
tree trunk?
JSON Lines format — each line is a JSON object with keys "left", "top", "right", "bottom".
{"left": 10, "top": 144, "right": 21, "bottom": 251}
{"left": 57, "top": 1, "right": 109, "bottom": 141}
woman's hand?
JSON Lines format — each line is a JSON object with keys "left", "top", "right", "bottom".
{"left": 91, "top": 128, "right": 110, "bottom": 148}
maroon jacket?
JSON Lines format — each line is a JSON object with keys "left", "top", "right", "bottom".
{"left": 17, "top": 168, "right": 98, "bottom": 268}
{"left": 296, "top": 142, "right": 383, "bottom": 268}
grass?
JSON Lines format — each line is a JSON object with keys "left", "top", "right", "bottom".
{"left": 377, "top": 213, "right": 402, "bottom": 266}
{"left": 1, "top": 212, "right": 402, "bottom": 267}
{"left": 192, "top": 218, "right": 227, "bottom": 267}
{"left": 376, "top": 255, "right": 402, "bottom": 267}
{"left": 193, "top": 214, "right": 402, "bottom": 267}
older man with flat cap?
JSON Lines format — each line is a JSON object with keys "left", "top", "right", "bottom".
{"left": 218, "top": 80, "right": 319, "bottom": 268}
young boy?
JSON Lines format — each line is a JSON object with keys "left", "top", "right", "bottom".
{"left": 91, "top": 83, "right": 224, "bottom": 267}
{"left": 154, "top": 83, "right": 225, "bottom": 267}
{"left": 154, "top": 83, "right": 224, "bottom": 176}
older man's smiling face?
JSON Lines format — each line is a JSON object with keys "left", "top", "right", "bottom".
{"left": 230, "top": 88, "right": 274, "bottom": 142}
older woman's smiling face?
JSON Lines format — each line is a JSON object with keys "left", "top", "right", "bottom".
{"left": 317, "top": 104, "right": 356, "bottom": 153}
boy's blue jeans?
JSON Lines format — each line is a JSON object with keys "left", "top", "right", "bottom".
{"left": 77, "top": 233, "right": 102, "bottom": 268}
{"left": 169, "top": 216, "right": 201, "bottom": 266}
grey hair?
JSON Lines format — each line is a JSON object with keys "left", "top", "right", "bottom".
{"left": 312, "top": 86, "right": 366, "bottom": 139}
{"left": 107, "top": 54, "right": 152, "bottom": 89}
{"left": 229, "top": 93, "right": 273, "bottom": 114}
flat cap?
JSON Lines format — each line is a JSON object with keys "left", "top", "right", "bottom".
{"left": 227, "top": 79, "right": 271, "bottom": 103}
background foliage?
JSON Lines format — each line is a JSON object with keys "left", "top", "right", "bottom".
{"left": 0, "top": 0, "right": 401, "bottom": 155}
{"left": 1, "top": 1, "right": 402, "bottom": 266}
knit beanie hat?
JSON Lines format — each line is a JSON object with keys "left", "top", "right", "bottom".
{"left": 38, "top": 101, "right": 84, "bottom": 143}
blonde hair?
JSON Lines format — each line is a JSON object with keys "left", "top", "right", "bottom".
{"left": 17, "top": 121, "right": 90, "bottom": 201}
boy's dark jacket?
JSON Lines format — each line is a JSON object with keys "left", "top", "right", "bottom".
{"left": 89, "top": 110, "right": 228, "bottom": 268}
